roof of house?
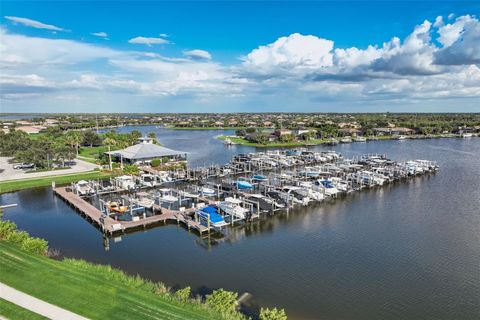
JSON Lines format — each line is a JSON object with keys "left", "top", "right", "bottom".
{"left": 106, "top": 143, "right": 186, "bottom": 160}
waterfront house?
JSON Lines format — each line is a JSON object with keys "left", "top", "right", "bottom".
{"left": 338, "top": 128, "right": 362, "bottom": 137}
{"left": 274, "top": 129, "right": 293, "bottom": 137}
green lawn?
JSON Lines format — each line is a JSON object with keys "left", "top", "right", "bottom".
{"left": 0, "top": 242, "right": 227, "bottom": 320}
{"left": 0, "top": 171, "right": 114, "bottom": 194}
{"left": 0, "top": 298, "right": 47, "bottom": 320}
{"left": 78, "top": 146, "right": 109, "bottom": 159}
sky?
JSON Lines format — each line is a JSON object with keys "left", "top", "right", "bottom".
{"left": 0, "top": 0, "right": 479, "bottom": 113}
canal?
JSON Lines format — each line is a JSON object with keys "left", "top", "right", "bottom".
{"left": 1, "top": 127, "right": 479, "bottom": 319}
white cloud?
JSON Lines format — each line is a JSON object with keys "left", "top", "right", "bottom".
{"left": 1, "top": 14, "right": 479, "bottom": 110}
{"left": 128, "top": 36, "right": 169, "bottom": 46}
{"left": 91, "top": 31, "right": 108, "bottom": 38}
{"left": 435, "top": 15, "right": 480, "bottom": 65}
{"left": 183, "top": 49, "right": 212, "bottom": 60}
{"left": 244, "top": 33, "right": 334, "bottom": 71}
{"left": 4, "top": 16, "right": 65, "bottom": 31}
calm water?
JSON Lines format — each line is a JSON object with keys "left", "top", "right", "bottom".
{"left": 2, "top": 127, "right": 480, "bottom": 320}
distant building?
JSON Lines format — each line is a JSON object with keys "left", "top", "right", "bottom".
{"left": 338, "top": 128, "right": 362, "bottom": 136}
{"left": 274, "top": 129, "right": 293, "bottom": 137}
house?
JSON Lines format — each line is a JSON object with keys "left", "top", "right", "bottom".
{"left": 338, "top": 128, "right": 362, "bottom": 137}
{"left": 391, "top": 127, "right": 413, "bottom": 135}
{"left": 293, "top": 129, "right": 315, "bottom": 136}
{"left": 374, "top": 127, "right": 413, "bottom": 136}
{"left": 274, "top": 129, "right": 293, "bottom": 137}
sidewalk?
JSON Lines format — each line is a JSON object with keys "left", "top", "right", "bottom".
{"left": 0, "top": 283, "right": 88, "bottom": 320}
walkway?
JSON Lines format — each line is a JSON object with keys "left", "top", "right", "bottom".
{"left": 0, "top": 283, "right": 88, "bottom": 320}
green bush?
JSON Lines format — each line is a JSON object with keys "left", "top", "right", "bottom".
{"left": 6, "top": 231, "right": 29, "bottom": 244}
{"left": 151, "top": 159, "right": 161, "bottom": 167}
{"left": 175, "top": 286, "right": 191, "bottom": 303}
{"left": 205, "top": 289, "right": 238, "bottom": 316}
{"left": 260, "top": 307, "right": 288, "bottom": 320}
{"left": 0, "top": 220, "right": 17, "bottom": 239}
{"left": 21, "top": 237, "right": 49, "bottom": 255}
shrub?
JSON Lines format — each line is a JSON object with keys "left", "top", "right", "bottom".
{"left": 21, "top": 237, "right": 49, "bottom": 255}
{"left": 151, "top": 159, "right": 161, "bottom": 167}
{"left": 0, "top": 220, "right": 17, "bottom": 239}
{"left": 6, "top": 230, "right": 29, "bottom": 244}
{"left": 123, "top": 164, "right": 139, "bottom": 175}
{"left": 205, "top": 289, "right": 238, "bottom": 315}
{"left": 175, "top": 286, "right": 191, "bottom": 303}
{"left": 259, "top": 307, "right": 288, "bottom": 320}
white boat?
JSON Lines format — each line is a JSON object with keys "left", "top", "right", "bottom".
{"left": 217, "top": 197, "right": 248, "bottom": 219}
{"left": 138, "top": 173, "right": 156, "bottom": 187}
{"left": 134, "top": 197, "right": 154, "bottom": 209}
{"left": 74, "top": 180, "right": 94, "bottom": 196}
{"left": 354, "top": 136, "right": 367, "bottom": 142}
{"left": 330, "top": 177, "right": 349, "bottom": 192}
{"left": 397, "top": 135, "right": 407, "bottom": 140}
{"left": 115, "top": 175, "right": 136, "bottom": 190}
{"left": 316, "top": 179, "right": 340, "bottom": 197}
{"left": 340, "top": 137, "right": 352, "bottom": 143}
{"left": 200, "top": 187, "right": 216, "bottom": 196}
{"left": 157, "top": 188, "right": 178, "bottom": 203}
{"left": 462, "top": 133, "right": 473, "bottom": 138}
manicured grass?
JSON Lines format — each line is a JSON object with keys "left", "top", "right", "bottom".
{"left": 0, "top": 242, "right": 228, "bottom": 320}
{"left": 0, "top": 298, "right": 47, "bottom": 320}
{"left": 78, "top": 146, "right": 109, "bottom": 159}
{"left": 0, "top": 171, "right": 114, "bottom": 194}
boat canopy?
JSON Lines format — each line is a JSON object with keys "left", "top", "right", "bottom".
{"left": 200, "top": 206, "right": 224, "bottom": 223}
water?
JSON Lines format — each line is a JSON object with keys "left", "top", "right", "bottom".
{"left": 2, "top": 127, "right": 479, "bottom": 319}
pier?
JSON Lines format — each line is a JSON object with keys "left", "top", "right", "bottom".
{"left": 53, "top": 150, "right": 439, "bottom": 239}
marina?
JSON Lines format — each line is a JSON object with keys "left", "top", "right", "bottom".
{"left": 2, "top": 132, "right": 479, "bottom": 320}
{"left": 54, "top": 149, "right": 439, "bottom": 239}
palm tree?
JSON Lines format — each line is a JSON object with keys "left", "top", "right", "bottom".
{"left": 65, "top": 131, "right": 83, "bottom": 156}
{"left": 102, "top": 137, "right": 117, "bottom": 171}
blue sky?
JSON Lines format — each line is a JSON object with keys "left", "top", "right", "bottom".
{"left": 1, "top": 1, "right": 479, "bottom": 113}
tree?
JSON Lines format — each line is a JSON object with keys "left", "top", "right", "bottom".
{"left": 54, "top": 145, "right": 75, "bottom": 167}
{"left": 246, "top": 127, "right": 256, "bottom": 134}
{"left": 205, "top": 289, "right": 238, "bottom": 316}
{"left": 123, "top": 164, "right": 139, "bottom": 175}
{"left": 147, "top": 132, "right": 157, "bottom": 139}
{"left": 82, "top": 130, "right": 101, "bottom": 147}
{"left": 235, "top": 129, "right": 246, "bottom": 137}
{"left": 259, "top": 307, "right": 288, "bottom": 320}
{"left": 131, "top": 130, "right": 142, "bottom": 140}
{"left": 64, "top": 131, "right": 83, "bottom": 156}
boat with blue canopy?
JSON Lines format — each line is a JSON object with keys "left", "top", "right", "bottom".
{"left": 198, "top": 205, "right": 227, "bottom": 227}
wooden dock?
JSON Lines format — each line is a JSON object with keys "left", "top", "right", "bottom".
{"left": 54, "top": 186, "right": 212, "bottom": 235}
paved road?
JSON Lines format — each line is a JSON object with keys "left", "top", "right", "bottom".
{"left": 0, "top": 157, "right": 99, "bottom": 182}
{"left": 0, "top": 283, "right": 89, "bottom": 320}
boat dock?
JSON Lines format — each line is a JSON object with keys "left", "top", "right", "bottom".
{"left": 54, "top": 186, "right": 213, "bottom": 235}
{"left": 54, "top": 150, "right": 439, "bottom": 239}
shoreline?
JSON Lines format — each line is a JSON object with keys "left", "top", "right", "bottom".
{"left": 217, "top": 134, "right": 478, "bottom": 148}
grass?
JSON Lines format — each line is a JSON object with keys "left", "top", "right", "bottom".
{"left": 0, "top": 241, "right": 231, "bottom": 320}
{"left": 25, "top": 167, "right": 71, "bottom": 174}
{"left": 0, "top": 298, "right": 47, "bottom": 320}
{"left": 0, "top": 171, "right": 114, "bottom": 194}
{"left": 79, "top": 146, "right": 109, "bottom": 159}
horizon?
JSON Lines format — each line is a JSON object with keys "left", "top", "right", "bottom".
{"left": 1, "top": 1, "right": 479, "bottom": 113}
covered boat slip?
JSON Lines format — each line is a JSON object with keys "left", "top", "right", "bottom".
{"left": 105, "top": 140, "right": 187, "bottom": 165}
